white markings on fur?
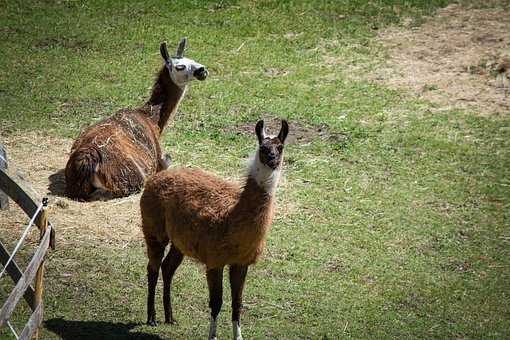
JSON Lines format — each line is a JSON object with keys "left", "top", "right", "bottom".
{"left": 169, "top": 57, "right": 206, "bottom": 88}
{"left": 248, "top": 149, "right": 281, "bottom": 194}
{"left": 208, "top": 316, "right": 218, "bottom": 340}
{"left": 128, "top": 155, "right": 148, "bottom": 180}
{"left": 233, "top": 321, "right": 243, "bottom": 340}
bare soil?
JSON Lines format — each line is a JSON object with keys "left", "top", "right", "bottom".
{"left": 374, "top": 3, "right": 510, "bottom": 115}
{"left": 229, "top": 118, "right": 348, "bottom": 145}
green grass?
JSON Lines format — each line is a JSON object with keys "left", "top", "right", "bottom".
{"left": 1, "top": 0, "right": 509, "bottom": 339}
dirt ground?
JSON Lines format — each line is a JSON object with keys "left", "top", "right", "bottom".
{"left": 230, "top": 118, "right": 348, "bottom": 145}
{"left": 374, "top": 3, "right": 510, "bottom": 115}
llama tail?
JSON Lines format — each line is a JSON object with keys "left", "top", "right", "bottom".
{"left": 65, "top": 147, "right": 101, "bottom": 200}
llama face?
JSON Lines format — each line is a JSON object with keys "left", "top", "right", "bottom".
{"left": 168, "top": 57, "right": 208, "bottom": 87}
{"left": 258, "top": 138, "right": 284, "bottom": 170}
{"left": 256, "top": 120, "right": 289, "bottom": 170}
{"left": 160, "top": 39, "right": 208, "bottom": 88}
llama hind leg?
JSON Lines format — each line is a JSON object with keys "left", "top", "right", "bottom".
{"left": 229, "top": 265, "right": 248, "bottom": 340}
{"left": 88, "top": 188, "right": 114, "bottom": 201}
{"left": 162, "top": 244, "right": 183, "bottom": 324}
{"left": 146, "top": 240, "right": 166, "bottom": 326}
{"left": 88, "top": 167, "right": 115, "bottom": 201}
{"left": 207, "top": 267, "right": 224, "bottom": 340}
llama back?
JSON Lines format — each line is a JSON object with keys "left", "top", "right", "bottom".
{"left": 73, "top": 110, "right": 161, "bottom": 155}
{"left": 143, "top": 168, "right": 240, "bottom": 221}
{"left": 66, "top": 109, "right": 162, "bottom": 198}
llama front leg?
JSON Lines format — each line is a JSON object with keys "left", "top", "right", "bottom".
{"left": 162, "top": 244, "right": 183, "bottom": 324}
{"left": 229, "top": 265, "right": 248, "bottom": 340}
{"left": 207, "top": 267, "right": 224, "bottom": 340}
{"left": 146, "top": 240, "right": 166, "bottom": 326}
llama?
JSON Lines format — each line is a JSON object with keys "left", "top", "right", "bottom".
{"left": 65, "top": 38, "right": 208, "bottom": 200}
{"left": 140, "top": 119, "right": 289, "bottom": 340}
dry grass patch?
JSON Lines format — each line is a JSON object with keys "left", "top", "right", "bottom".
{"left": 373, "top": 4, "right": 510, "bottom": 115}
{"left": 1, "top": 132, "right": 142, "bottom": 247}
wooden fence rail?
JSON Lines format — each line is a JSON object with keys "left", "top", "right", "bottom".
{"left": 0, "top": 240, "right": 35, "bottom": 309}
{"left": 0, "top": 145, "right": 56, "bottom": 340}
{"left": 0, "top": 146, "right": 8, "bottom": 210}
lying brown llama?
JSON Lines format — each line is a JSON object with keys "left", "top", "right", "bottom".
{"left": 140, "top": 119, "right": 289, "bottom": 340}
{"left": 65, "top": 38, "right": 208, "bottom": 200}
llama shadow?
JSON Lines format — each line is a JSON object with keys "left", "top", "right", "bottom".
{"left": 45, "top": 318, "right": 163, "bottom": 340}
{"left": 48, "top": 169, "right": 67, "bottom": 197}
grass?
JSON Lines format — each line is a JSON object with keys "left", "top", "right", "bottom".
{"left": 1, "top": 0, "right": 509, "bottom": 339}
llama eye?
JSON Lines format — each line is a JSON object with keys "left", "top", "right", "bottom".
{"left": 175, "top": 65, "right": 186, "bottom": 71}
{"left": 277, "top": 145, "right": 283, "bottom": 152}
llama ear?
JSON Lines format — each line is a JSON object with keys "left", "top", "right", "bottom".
{"left": 175, "top": 37, "right": 187, "bottom": 58}
{"left": 160, "top": 42, "right": 172, "bottom": 68}
{"left": 278, "top": 120, "right": 289, "bottom": 143}
{"left": 255, "top": 120, "right": 266, "bottom": 144}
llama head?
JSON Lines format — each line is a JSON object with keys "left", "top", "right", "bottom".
{"left": 255, "top": 120, "right": 289, "bottom": 170}
{"left": 160, "top": 38, "right": 208, "bottom": 87}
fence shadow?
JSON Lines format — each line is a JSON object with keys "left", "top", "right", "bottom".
{"left": 45, "top": 318, "right": 163, "bottom": 340}
{"left": 48, "top": 169, "right": 66, "bottom": 197}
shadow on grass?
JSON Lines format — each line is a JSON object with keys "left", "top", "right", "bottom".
{"left": 45, "top": 318, "right": 163, "bottom": 339}
{"left": 48, "top": 169, "right": 66, "bottom": 197}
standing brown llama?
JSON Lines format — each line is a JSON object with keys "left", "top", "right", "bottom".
{"left": 140, "top": 120, "right": 289, "bottom": 340}
{"left": 65, "top": 38, "right": 208, "bottom": 200}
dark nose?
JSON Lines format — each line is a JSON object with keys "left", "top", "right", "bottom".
{"left": 267, "top": 156, "right": 278, "bottom": 169}
{"left": 267, "top": 153, "right": 277, "bottom": 163}
{"left": 193, "top": 67, "right": 208, "bottom": 80}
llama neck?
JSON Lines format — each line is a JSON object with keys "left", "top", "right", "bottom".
{"left": 247, "top": 150, "right": 281, "bottom": 195}
{"left": 227, "top": 153, "right": 279, "bottom": 237}
{"left": 233, "top": 176, "right": 275, "bottom": 228}
{"left": 147, "top": 66, "right": 187, "bottom": 132}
